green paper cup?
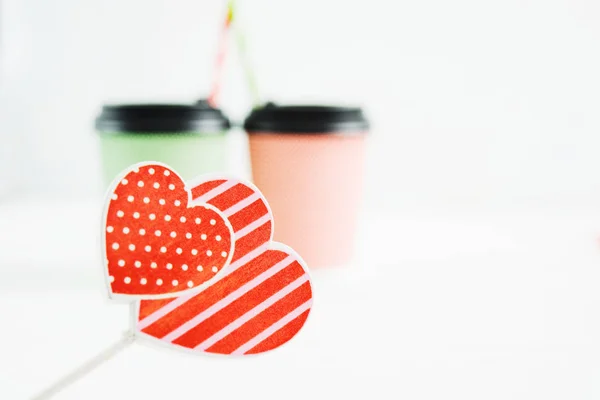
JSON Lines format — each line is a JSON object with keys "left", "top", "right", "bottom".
{"left": 95, "top": 102, "right": 230, "bottom": 186}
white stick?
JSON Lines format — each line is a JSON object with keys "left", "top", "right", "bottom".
{"left": 29, "top": 331, "right": 135, "bottom": 400}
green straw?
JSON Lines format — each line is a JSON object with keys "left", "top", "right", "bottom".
{"left": 229, "top": 0, "right": 262, "bottom": 107}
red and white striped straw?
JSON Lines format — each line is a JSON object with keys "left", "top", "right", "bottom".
{"left": 207, "top": 1, "right": 234, "bottom": 108}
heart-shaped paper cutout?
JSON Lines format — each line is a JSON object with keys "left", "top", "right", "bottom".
{"left": 103, "top": 163, "right": 234, "bottom": 300}
{"left": 136, "top": 178, "right": 313, "bottom": 355}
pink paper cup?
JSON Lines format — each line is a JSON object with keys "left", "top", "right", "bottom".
{"left": 245, "top": 104, "right": 369, "bottom": 268}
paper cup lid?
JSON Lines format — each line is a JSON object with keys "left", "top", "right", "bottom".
{"left": 243, "top": 103, "right": 369, "bottom": 134}
{"left": 95, "top": 101, "right": 230, "bottom": 134}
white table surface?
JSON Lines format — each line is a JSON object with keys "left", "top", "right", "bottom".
{"left": 2, "top": 200, "right": 600, "bottom": 399}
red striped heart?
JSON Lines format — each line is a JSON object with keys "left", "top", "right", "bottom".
{"left": 135, "top": 178, "right": 313, "bottom": 355}
{"left": 103, "top": 164, "right": 234, "bottom": 300}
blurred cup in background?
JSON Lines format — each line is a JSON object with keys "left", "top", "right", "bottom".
{"left": 95, "top": 101, "right": 230, "bottom": 187}
{"left": 245, "top": 103, "right": 369, "bottom": 269}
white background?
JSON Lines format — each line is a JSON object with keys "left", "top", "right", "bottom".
{"left": 2, "top": 1, "right": 600, "bottom": 399}
{"left": 1, "top": 0, "right": 600, "bottom": 209}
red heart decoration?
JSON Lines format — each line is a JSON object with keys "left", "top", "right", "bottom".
{"left": 103, "top": 163, "right": 234, "bottom": 299}
{"left": 136, "top": 178, "right": 313, "bottom": 355}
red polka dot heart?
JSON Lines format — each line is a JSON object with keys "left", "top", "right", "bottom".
{"left": 103, "top": 163, "right": 234, "bottom": 300}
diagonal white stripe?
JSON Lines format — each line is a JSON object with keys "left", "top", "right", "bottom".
{"left": 161, "top": 256, "right": 296, "bottom": 343}
{"left": 194, "top": 274, "right": 310, "bottom": 351}
{"left": 235, "top": 213, "right": 271, "bottom": 238}
{"left": 193, "top": 180, "right": 237, "bottom": 204}
{"left": 137, "top": 291, "right": 198, "bottom": 331}
{"left": 222, "top": 193, "right": 261, "bottom": 217}
{"left": 222, "top": 243, "right": 270, "bottom": 277}
{"left": 231, "top": 299, "right": 313, "bottom": 355}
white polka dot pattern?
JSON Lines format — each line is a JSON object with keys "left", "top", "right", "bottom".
{"left": 104, "top": 164, "right": 234, "bottom": 297}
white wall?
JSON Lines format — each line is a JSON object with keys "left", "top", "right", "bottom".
{"left": 2, "top": 0, "right": 600, "bottom": 210}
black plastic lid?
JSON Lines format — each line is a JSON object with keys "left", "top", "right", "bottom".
{"left": 243, "top": 103, "right": 369, "bottom": 134}
{"left": 95, "top": 100, "right": 230, "bottom": 134}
